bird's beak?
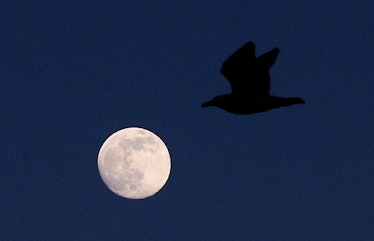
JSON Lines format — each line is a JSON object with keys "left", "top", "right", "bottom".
{"left": 201, "top": 101, "right": 213, "bottom": 107}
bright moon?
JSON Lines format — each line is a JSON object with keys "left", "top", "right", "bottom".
{"left": 98, "top": 127, "right": 171, "bottom": 199}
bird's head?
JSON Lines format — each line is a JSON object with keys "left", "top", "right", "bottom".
{"left": 201, "top": 95, "right": 232, "bottom": 108}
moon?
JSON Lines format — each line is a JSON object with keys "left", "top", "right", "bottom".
{"left": 97, "top": 127, "right": 171, "bottom": 199}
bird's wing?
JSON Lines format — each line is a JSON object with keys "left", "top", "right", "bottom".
{"left": 250, "top": 47, "right": 280, "bottom": 96}
{"left": 220, "top": 42, "right": 279, "bottom": 97}
{"left": 220, "top": 42, "right": 256, "bottom": 90}
{"left": 255, "top": 48, "right": 279, "bottom": 72}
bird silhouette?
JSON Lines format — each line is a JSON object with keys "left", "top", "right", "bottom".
{"left": 202, "top": 41, "right": 304, "bottom": 114}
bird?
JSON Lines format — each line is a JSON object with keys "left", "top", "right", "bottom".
{"left": 202, "top": 41, "right": 305, "bottom": 114}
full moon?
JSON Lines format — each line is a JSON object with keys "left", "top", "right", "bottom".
{"left": 97, "top": 127, "right": 171, "bottom": 199}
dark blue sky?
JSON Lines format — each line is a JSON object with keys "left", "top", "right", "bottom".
{"left": 1, "top": 1, "right": 373, "bottom": 240}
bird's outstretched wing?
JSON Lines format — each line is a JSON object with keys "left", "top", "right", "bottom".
{"left": 220, "top": 41, "right": 255, "bottom": 86}
{"left": 220, "top": 41, "right": 279, "bottom": 97}
{"left": 256, "top": 47, "right": 279, "bottom": 72}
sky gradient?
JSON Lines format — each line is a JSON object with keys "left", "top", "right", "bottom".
{"left": 1, "top": 1, "right": 373, "bottom": 240}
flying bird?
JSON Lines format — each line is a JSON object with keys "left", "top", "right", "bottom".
{"left": 202, "top": 41, "right": 304, "bottom": 114}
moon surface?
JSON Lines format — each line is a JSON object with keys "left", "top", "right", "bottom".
{"left": 98, "top": 127, "right": 171, "bottom": 199}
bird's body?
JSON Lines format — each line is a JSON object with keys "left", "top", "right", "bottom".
{"left": 203, "top": 94, "right": 304, "bottom": 114}
{"left": 202, "top": 41, "right": 304, "bottom": 114}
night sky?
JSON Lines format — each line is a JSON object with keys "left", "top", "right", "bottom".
{"left": 1, "top": 1, "right": 373, "bottom": 240}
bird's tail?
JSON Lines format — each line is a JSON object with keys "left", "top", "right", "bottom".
{"left": 291, "top": 97, "right": 305, "bottom": 104}
{"left": 272, "top": 97, "right": 305, "bottom": 107}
